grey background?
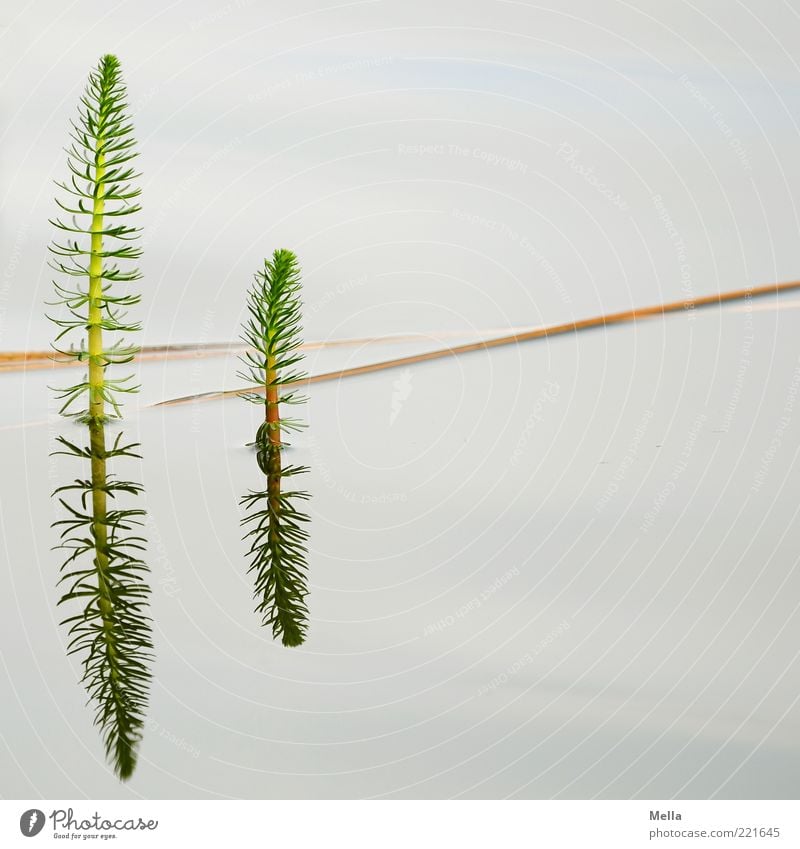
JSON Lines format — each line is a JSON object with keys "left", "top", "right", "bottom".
{"left": 1, "top": 0, "right": 799, "bottom": 798}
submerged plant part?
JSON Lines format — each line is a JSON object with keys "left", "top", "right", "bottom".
{"left": 47, "top": 54, "right": 151, "bottom": 780}
{"left": 239, "top": 249, "right": 311, "bottom": 647}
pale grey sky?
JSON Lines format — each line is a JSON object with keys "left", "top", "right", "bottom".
{"left": 3, "top": 0, "right": 800, "bottom": 350}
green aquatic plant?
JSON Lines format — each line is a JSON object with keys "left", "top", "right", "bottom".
{"left": 47, "top": 54, "right": 151, "bottom": 780}
{"left": 239, "top": 249, "right": 311, "bottom": 647}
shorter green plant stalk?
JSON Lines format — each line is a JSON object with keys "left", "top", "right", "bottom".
{"left": 240, "top": 249, "right": 311, "bottom": 647}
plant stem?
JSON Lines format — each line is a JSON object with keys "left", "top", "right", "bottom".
{"left": 88, "top": 142, "right": 106, "bottom": 422}
{"left": 266, "top": 353, "right": 281, "bottom": 490}
{"left": 87, "top": 128, "right": 111, "bottom": 592}
{"left": 87, "top": 121, "right": 122, "bottom": 723}
{"left": 266, "top": 357, "right": 283, "bottom": 577}
{"left": 266, "top": 355, "right": 280, "bottom": 445}
{"left": 88, "top": 418, "right": 124, "bottom": 707}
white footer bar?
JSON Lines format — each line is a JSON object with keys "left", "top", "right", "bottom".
{"left": 3, "top": 800, "right": 796, "bottom": 848}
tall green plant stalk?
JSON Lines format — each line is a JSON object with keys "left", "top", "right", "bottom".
{"left": 239, "top": 249, "right": 311, "bottom": 647}
{"left": 47, "top": 54, "right": 151, "bottom": 780}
